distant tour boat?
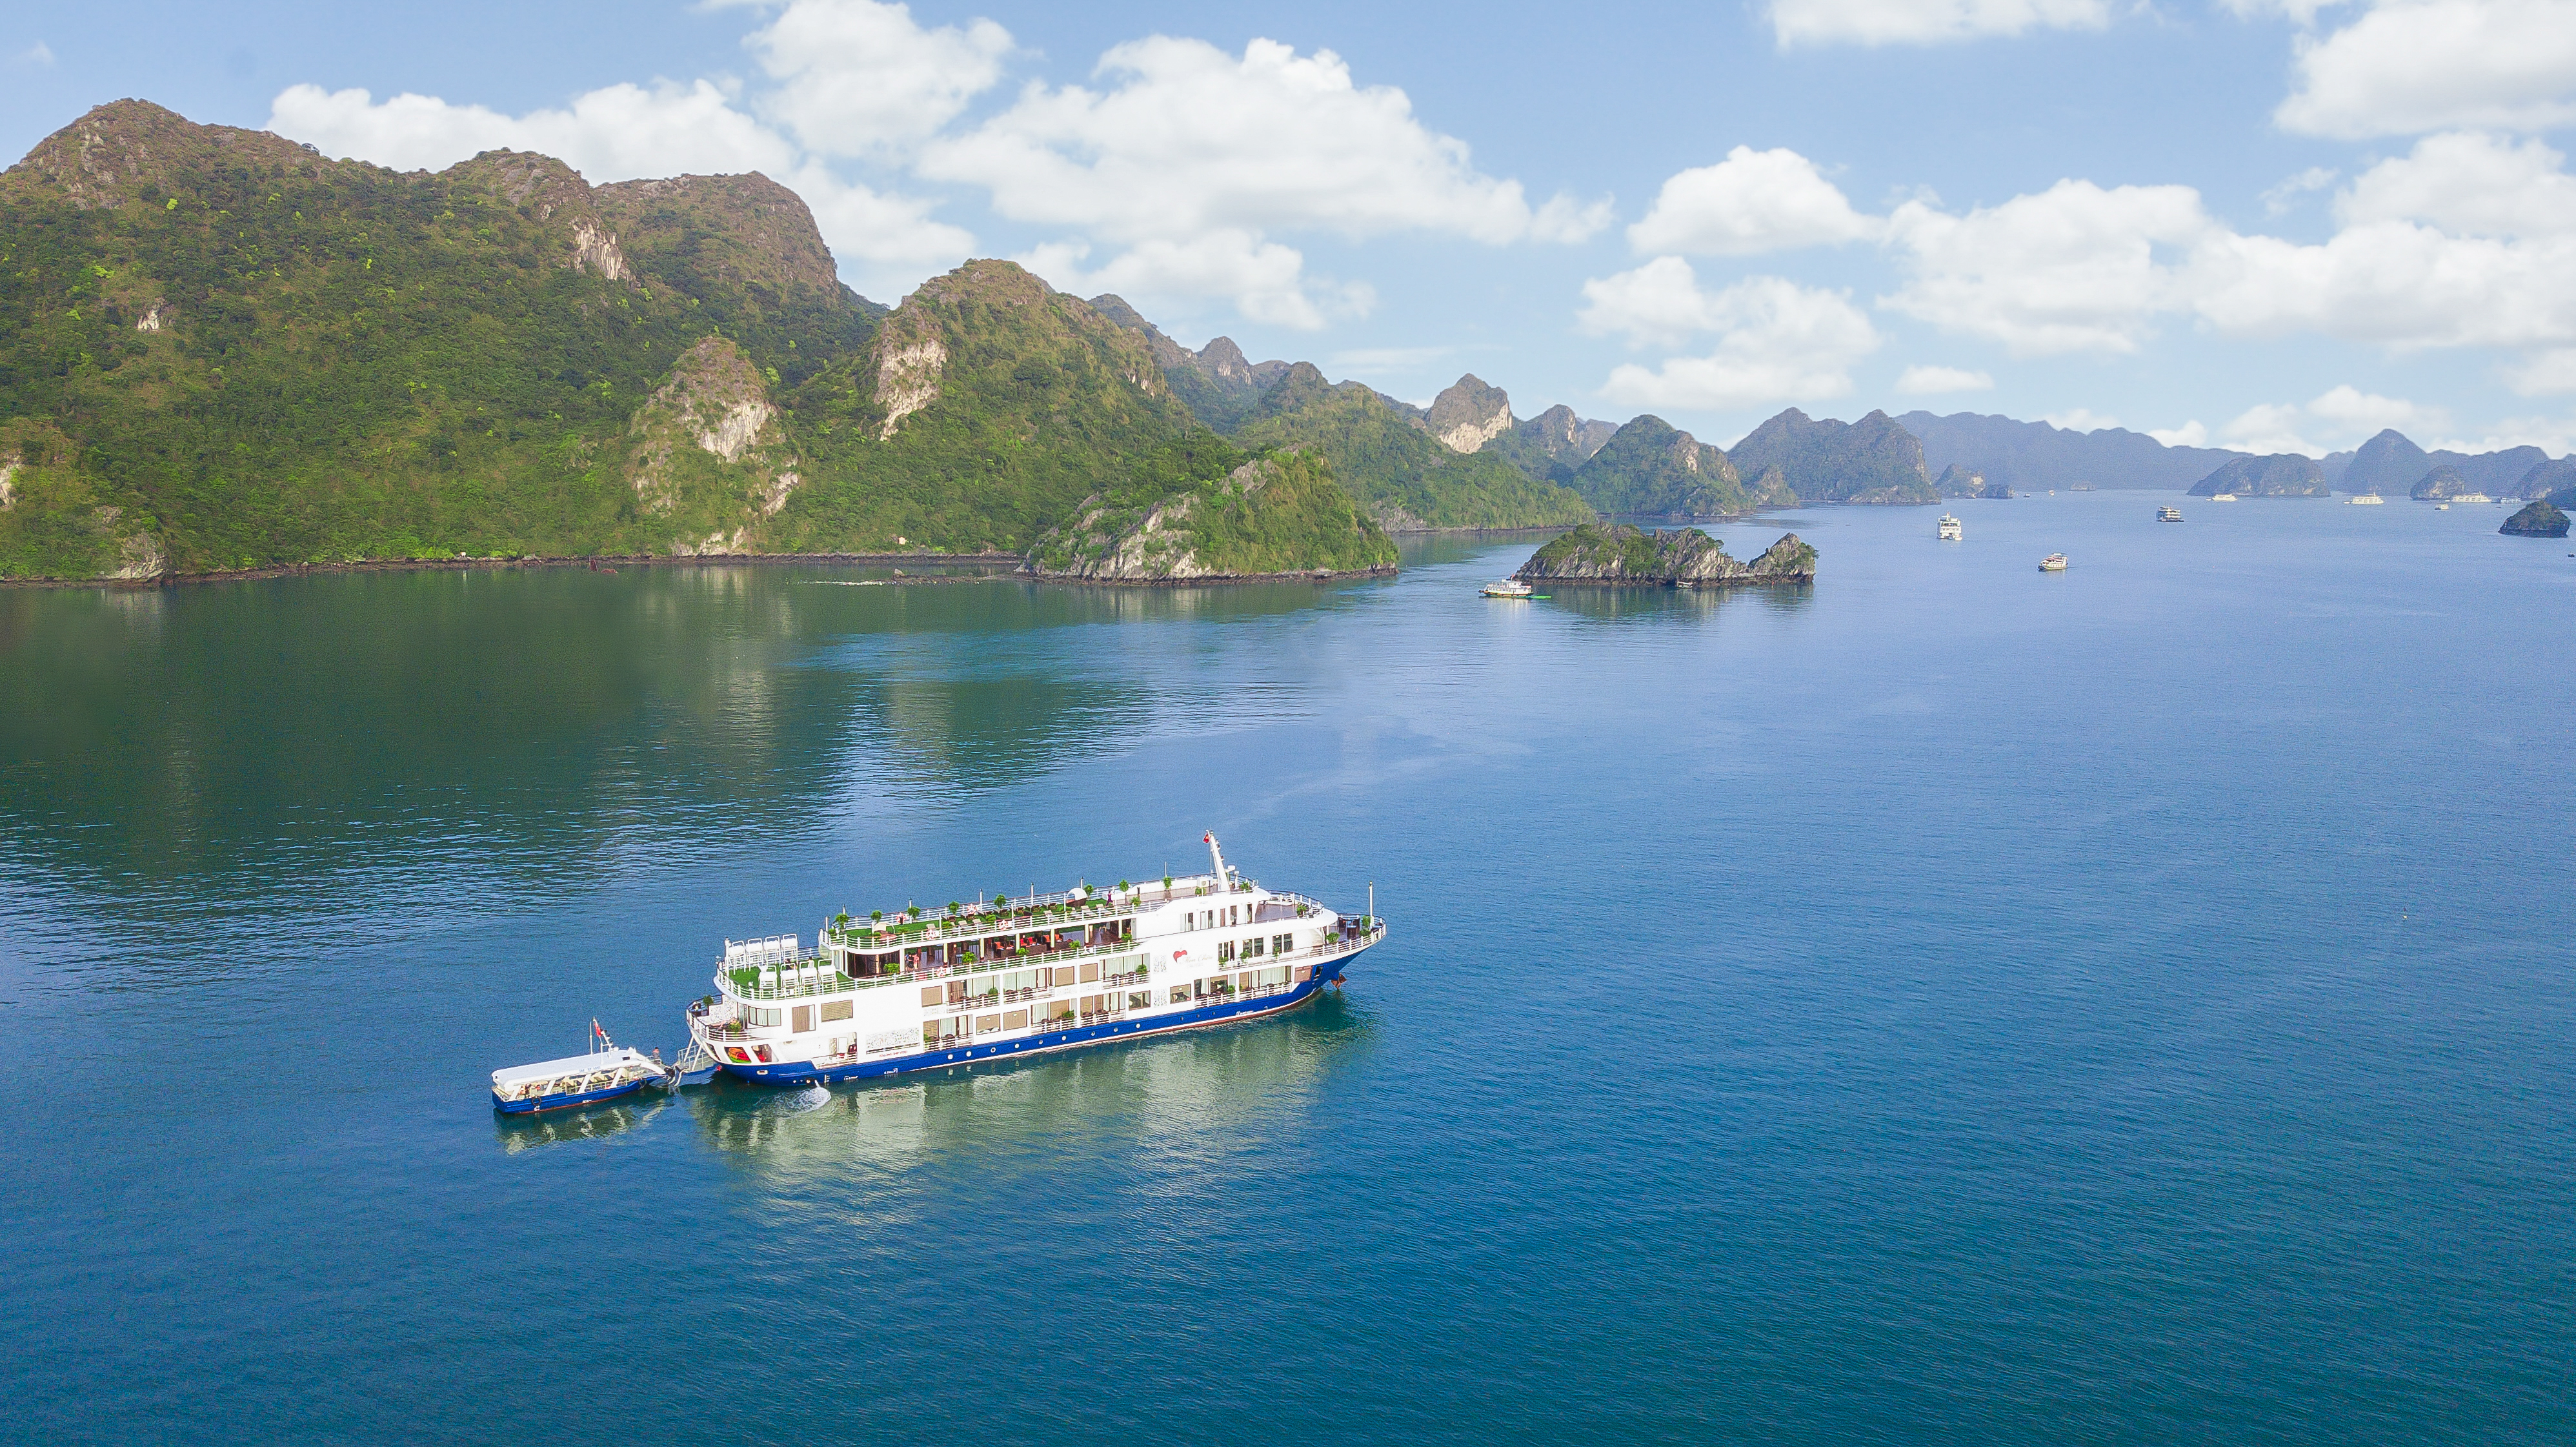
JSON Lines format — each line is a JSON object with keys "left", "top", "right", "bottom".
{"left": 492, "top": 1023, "right": 674, "bottom": 1113}
{"left": 2345, "top": 494, "right": 2384, "bottom": 505}
{"left": 1481, "top": 579, "right": 1534, "bottom": 598}
{"left": 1938, "top": 514, "right": 1963, "bottom": 540}
{"left": 2210, "top": 492, "right": 2240, "bottom": 502}
{"left": 2039, "top": 553, "right": 2069, "bottom": 572}
{"left": 2455, "top": 493, "right": 2495, "bottom": 504}
{"left": 2157, "top": 505, "right": 2184, "bottom": 523}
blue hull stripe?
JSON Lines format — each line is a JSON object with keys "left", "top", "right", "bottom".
{"left": 717, "top": 947, "right": 1368, "bottom": 1088}
{"left": 492, "top": 1078, "right": 651, "bottom": 1115}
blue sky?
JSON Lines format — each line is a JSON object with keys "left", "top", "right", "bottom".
{"left": 7, "top": 0, "right": 2575, "bottom": 454}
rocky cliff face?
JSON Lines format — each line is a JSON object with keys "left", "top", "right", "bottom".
{"left": 1936, "top": 462, "right": 2013, "bottom": 499}
{"left": 2517, "top": 457, "right": 2576, "bottom": 506}
{"left": 1569, "top": 416, "right": 1748, "bottom": 517}
{"left": 1728, "top": 409, "right": 1935, "bottom": 505}
{"left": 2410, "top": 465, "right": 2478, "bottom": 500}
{"left": 1482, "top": 403, "right": 1615, "bottom": 485}
{"left": 1513, "top": 522, "right": 1814, "bottom": 586}
{"left": 624, "top": 336, "right": 802, "bottom": 554}
{"left": 2189, "top": 454, "right": 2329, "bottom": 497}
{"left": 1426, "top": 374, "right": 1514, "bottom": 454}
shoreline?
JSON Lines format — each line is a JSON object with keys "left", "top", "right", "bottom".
{"left": 0, "top": 549, "right": 1029, "bottom": 591}
{"left": 1018, "top": 563, "right": 1400, "bottom": 587}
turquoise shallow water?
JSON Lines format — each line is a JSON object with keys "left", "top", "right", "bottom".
{"left": 3, "top": 493, "right": 2571, "bottom": 1442}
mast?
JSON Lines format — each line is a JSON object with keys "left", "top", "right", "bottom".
{"left": 1204, "top": 831, "right": 1229, "bottom": 887}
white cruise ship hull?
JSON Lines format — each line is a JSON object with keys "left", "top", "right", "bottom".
{"left": 687, "top": 847, "right": 1383, "bottom": 1088}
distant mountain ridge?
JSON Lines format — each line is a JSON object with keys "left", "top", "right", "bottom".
{"left": 1898, "top": 412, "right": 2248, "bottom": 492}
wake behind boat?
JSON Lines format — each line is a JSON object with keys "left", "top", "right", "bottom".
{"left": 687, "top": 834, "right": 1383, "bottom": 1086}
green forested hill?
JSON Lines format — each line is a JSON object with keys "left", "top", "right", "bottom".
{"left": 1569, "top": 416, "right": 1758, "bottom": 518}
{"left": 761, "top": 259, "right": 1201, "bottom": 554}
{"left": 1229, "top": 363, "right": 1593, "bottom": 531}
{"left": 1029, "top": 433, "right": 1396, "bottom": 579}
{"left": 0, "top": 103, "right": 1258, "bottom": 580}
{"left": 0, "top": 101, "right": 889, "bottom": 577}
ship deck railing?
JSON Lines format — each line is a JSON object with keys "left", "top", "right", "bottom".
{"left": 712, "top": 919, "right": 1385, "bottom": 1007}
{"left": 823, "top": 874, "right": 1283, "bottom": 949}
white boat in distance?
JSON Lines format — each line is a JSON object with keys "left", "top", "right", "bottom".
{"left": 1938, "top": 514, "right": 1963, "bottom": 540}
{"left": 1481, "top": 578, "right": 1535, "bottom": 598}
{"left": 2210, "top": 492, "right": 2240, "bottom": 501}
{"left": 2039, "top": 552, "right": 2069, "bottom": 572}
{"left": 2345, "top": 494, "right": 2384, "bottom": 505}
{"left": 687, "top": 835, "right": 1384, "bottom": 1086}
{"left": 2157, "top": 506, "right": 2184, "bottom": 523}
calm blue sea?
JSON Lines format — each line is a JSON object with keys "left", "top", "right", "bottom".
{"left": 2, "top": 492, "right": 2571, "bottom": 1444}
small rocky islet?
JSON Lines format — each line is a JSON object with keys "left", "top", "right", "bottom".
{"left": 1512, "top": 523, "right": 1816, "bottom": 587}
{"left": 2500, "top": 500, "right": 2571, "bottom": 538}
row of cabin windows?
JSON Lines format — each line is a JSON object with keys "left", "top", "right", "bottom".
{"left": 1169, "top": 965, "right": 1297, "bottom": 1004}
{"left": 914, "top": 953, "right": 1146, "bottom": 1009}
{"left": 1182, "top": 904, "right": 1257, "bottom": 931}
{"left": 1216, "top": 933, "right": 1298, "bottom": 964}
{"left": 916, "top": 964, "right": 1309, "bottom": 1046}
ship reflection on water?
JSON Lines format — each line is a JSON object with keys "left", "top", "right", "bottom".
{"left": 490, "top": 1095, "right": 674, "bottom": 1152}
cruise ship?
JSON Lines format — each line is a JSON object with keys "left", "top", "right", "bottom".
{"left": 682, "top": 835, "right": 1384, "bottom": 1085}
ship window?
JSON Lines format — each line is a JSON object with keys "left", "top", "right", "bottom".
{"left": 1243, "top": 936, "right": 1264, "bottom": 958}
{"left": 1003, "top": 1009, "right": 1030, "bottom": 1031}
{"left": 1218, "top": 942, "right": 1236, "bottom": 964}
{"left": 1273, "top": 933, "right": 1294, "bottom": 955}
{"left": 976, "top": 1013, "right": 1001, "bottom": 1033}
{"left": 820, "top": 1000, "right": 853, "bottom": 1022}
{"left": 1128, "top": 992, "right": 1151, "bottom": 1011}
{"left": 1169, "top": 986, "right": 1191, "bottom": 1005}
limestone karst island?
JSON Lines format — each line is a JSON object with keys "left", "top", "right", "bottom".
{"left": 1, "top": 101, "right": 2007, "bottom": 586}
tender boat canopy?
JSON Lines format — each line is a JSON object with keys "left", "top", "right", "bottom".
{"left": 492, "top": 1047, "right": 662, "bottom": 1091}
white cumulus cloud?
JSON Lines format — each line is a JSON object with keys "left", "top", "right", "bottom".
{"left": 2278, "top": 0, "right": 2576, "bottom": 138}
{"left": 1628, "top": 147, "right": 1880, "bottom": 255}
{"left": 1878, "top": 144, "right": 2576, "bottom": 365}
{"left": 2506, "top": 349, "right": 2576, "bottom": 392}
{"left": 1767, "top": 0, "right": 2112, "bottom": 46}
{"left": 266, "top": 81, "right": 972, "bottom": 281}
{"left": 270, "top": 80, "right": 798, "bottom": 179}
{"left": 736, "top": 0, "right": 1011, "bottom": 159}
{"left": 2148, "top": 421, "right": 2209, "bottom": 447}
{"left": 1585, "top": 264, "right": 1881, "bottom": 410}
{"left": 1018, "top": 230, "right": 1370, "bottom": 330}
{"left": 1882, "top": 179, "right": 2215, "bottom": 356}
{"left": 2335, "top": 130, "right": 2576, "bottom": 235}
{"left": 2221, "top": 387, "right": 2448, "bottom": 454}
{"left": 1895, "top": 365, "right": 1995, "bottom": 393}
{"left": 918, "top": 35, "right": 1604, "bottom": 326}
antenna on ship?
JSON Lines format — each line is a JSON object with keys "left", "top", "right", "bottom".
{"left": 1204, "top": 831, "right": 1229, "bottom": 887}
